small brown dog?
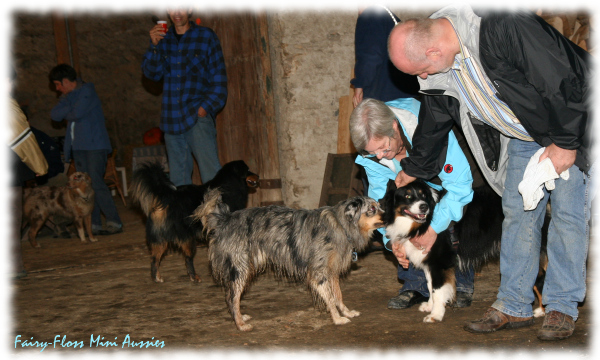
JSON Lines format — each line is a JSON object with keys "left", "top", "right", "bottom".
{"left": 23, "top": 172, "right": 97, "bottom": 247}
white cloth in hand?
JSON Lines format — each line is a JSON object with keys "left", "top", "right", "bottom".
{"left": 518, "top": 147, "right": 570, "bottom": 211}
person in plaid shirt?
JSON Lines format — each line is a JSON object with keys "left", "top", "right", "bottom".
{"left": 142, "top": 8, "right": 227, "bottom": 186}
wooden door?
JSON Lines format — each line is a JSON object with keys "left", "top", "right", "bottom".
{"left": 200, "top": 12, "right": 282, "bottom": 207}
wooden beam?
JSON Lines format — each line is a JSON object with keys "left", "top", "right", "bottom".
{"left": 52, "top": 13, "right": 80, "bottom": 75}
{"left": 254, "top": 12, "right": 283, "bottom": 206}
{"left": 337, "top": 68, "right": 357, "bottom": 154}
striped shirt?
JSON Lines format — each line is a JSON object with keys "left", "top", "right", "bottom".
{"left": 447, "top": 18, "right": 533, "bottom": 141}
{"left": 142, "top": 22, "right": 228, "bottom": 135}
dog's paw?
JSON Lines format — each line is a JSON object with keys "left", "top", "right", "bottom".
{"left": 88, "top": 237, "right": 98, "bottom": 243}
{"left": 533, "top": 307, "right": 545, "bottom": 318}
{"left": 190, "top": 275, "right": 202, "bottom": 283}
{"left": 418, "top": 302, "right": 433, "bottom": 313}
{"left": 153, "top": 276, "right": 164, "bottom": 283}
{"left": 237, "top": 323, "right": 253, "bottom": 332}
{"left": 242, "top": 314, "right": 252, "bottom": 321}
{"left": 333, "top": 317, "right": 351, "bottom": 325}
{"left": 343, "top": 310, "right": 360, "bottom": 318}
{"left": 423, "top": 314, "right": 440, "bottom": 323}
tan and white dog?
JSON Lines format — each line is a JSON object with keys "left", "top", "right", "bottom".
{"left": 23, "top": 172, "right": 97, "bottom": 247}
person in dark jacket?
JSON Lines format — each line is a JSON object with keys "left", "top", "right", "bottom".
{"left": 49, "top": 64, "right": 123, "bottom": 235}
{"left": 387, "top": 4, "right": 593, "bottom": 341}
{"left": 351, "top": 5, "right": 419, "bottom": 107}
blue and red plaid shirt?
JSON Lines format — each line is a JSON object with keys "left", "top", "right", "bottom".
{"left": 142, "top": 22, "right": 228, "bottom": 135}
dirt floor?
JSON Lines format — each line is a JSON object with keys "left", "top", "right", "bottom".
{"left": 10, "top": 196, "right": 593, "bottom": 357}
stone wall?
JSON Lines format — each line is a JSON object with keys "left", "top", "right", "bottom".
{"left": 267, "top": 10, "right": 357, "bottom": 208}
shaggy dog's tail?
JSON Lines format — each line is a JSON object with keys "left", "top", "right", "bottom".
{"left": 130, "top": 162, "right": 177, "bottom": 217}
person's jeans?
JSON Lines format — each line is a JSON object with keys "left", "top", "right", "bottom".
{"left": 164, "top": 115, "right": 222, "bottom": 187}
{"left": 492, "top": 139, "right": 591, "bottom": 321}
{"left": 72, "top": 150, "right": 122, "bottom": 229}
{"left": 397, "top": 263, "right": 475, "bottom": 297}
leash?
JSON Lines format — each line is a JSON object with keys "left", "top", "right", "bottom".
{"left": 376, "top": 5, "right": 398, "bottom": 26}
{"left": 448, "top": 224, "right": 459, "bottom": 251}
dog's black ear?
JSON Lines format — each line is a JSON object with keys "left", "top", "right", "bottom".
{"left": 430, "top": 187, "right": 441, "bottom": 203}
{"left": 386, "top": 179, "right": 397, "bottom": 193}
{"left": 433, "top": 188, "right": 446, "bottom": 203}
{"left": 380, "top": 179, "right": 397, "bottom": 208}
{"left": 233, "top": 160, "right": 249, "bottom": 177}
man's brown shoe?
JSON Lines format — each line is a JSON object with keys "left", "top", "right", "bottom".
{"left": 464, "top": 307, "right": 534, "bottom": 333}
{"left": 537, "top": 311, "right": 575, "bottom": 341}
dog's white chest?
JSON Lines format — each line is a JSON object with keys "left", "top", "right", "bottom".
{"left": 403, "top": 241, "right": 426, "bottom": 268}
{"left": 385, "top": 218, "right": 426, "bottom": 268}
{"left": 385, "top": 217, "right": 414, "bottom": 244}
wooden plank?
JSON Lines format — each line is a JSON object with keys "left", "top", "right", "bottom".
{"left": 337, "top": 93, "right": 356, "bottom": 154}
{"left": 337, "top": 69, "right": 357, "bottom": 154}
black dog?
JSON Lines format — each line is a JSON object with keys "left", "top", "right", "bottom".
{"left": 130, "top": 160, "right": 259, "bottom": 283}
{"left": 381, "top": 179, "right": 503, "bottom": 322}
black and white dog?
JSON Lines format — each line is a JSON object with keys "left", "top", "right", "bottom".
{"left": 381, "top": 179, "right": 503, "bottom": 323}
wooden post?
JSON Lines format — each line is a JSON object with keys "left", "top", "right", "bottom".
{"left": 255, "top": 13, "right": 284, "bottom": 206}
{"left": 337, "top": 68, "right": 357, "bottom": 154}
{"left": 52, "top": 13, "right": 80, "bottom": 74}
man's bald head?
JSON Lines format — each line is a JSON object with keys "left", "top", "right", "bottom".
{"left": 388, "top": 17, "right": 458, "bottom": 79}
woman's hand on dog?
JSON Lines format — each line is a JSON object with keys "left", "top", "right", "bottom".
{"left": 392, "top": 242, "right": 410, "bottom": 269}
{"left": 395, "top": 170, "right": 416, "bottom": 188}
{"left": 410, "top": 226, "right": 437, "bottom": 254}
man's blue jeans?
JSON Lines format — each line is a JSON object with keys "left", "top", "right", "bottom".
{"left": 164, "top": 115, "right": 222, "bottom": 187}
{"left": 492, "top": 139, "right": 591, "bottom": 321}
{"left": 72, "top": 150, "right": 122, "bottom": 229}
{"left": 398, "top": 264, "right": 475, "bottom": 296}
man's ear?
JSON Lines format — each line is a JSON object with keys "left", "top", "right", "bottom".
{"left": 425, "top": 47, "right": 442, "bottom": 59}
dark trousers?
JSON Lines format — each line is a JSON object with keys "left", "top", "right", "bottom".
{"left": 72, "top": 150, "right": 122, "bottom": 228}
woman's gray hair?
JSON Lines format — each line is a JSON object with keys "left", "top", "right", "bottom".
{"left": 349, "top": 98, "right": 397, "bottom": 154}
